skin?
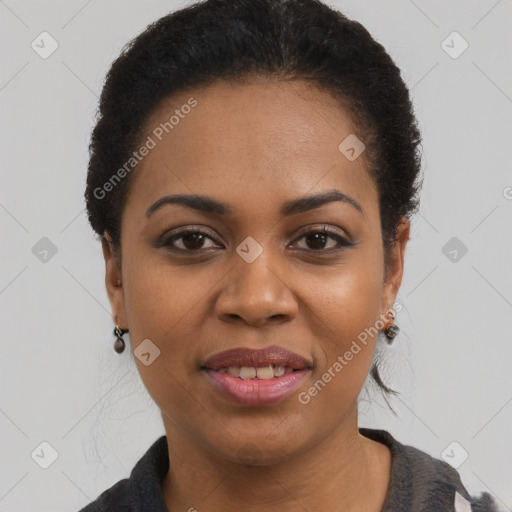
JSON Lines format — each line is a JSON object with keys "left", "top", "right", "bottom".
{"left": 102, "top": 76, "right": 410, "bottom": 512}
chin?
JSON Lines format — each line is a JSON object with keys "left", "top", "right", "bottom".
{"left": 205, "top": 420, "right": 316, "bottom": 466}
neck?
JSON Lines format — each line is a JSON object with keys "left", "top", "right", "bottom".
{"left": 161, "top": 411, "right": 391, "bottom": 512}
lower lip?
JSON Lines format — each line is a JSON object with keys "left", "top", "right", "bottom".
{"left": 203, "top": 368, "right": 310, "bottom": 406}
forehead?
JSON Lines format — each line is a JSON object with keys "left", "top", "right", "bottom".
{"left": 123, "top": 78, "right": 378, "bottom": 223}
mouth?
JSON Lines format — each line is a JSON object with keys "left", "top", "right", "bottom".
{"left": 201, "top": 346, "right": 312, "bottom": 405}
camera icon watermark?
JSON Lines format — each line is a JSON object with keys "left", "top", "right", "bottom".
{"left": 441, "top": 441, "right": 469, "bottom": 469}
{"left": 236, "top": 236, "right": 263, "bottom": 264}
{"left": 441, "top": 31, "right": 469, "bottom": 59}
{"left": 31, "top": 441, "right": 59, "bottom": 469}
{"left": 32, "top": 237, "right": 58, "bottom": 263}
{"left": 31, "top": 31, "right": 59, "bottom": 59}
{"left": 338, "top": 134, "right": 365, "bottom": 161}
{"left": 134, "top": 338, "right": 161, "bottom": 366}
{"left": 442, "top": 236, "right": 468, "bottom": 263}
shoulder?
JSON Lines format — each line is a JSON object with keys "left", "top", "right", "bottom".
{"left": 359, "top": 428, "right": 500, "bottom": 512}
{"left": 400, "top": 443, "right": 498, "bottom": 512}
{"left": 77, "top": 478, "right": 132, "bottom": 512}
{"left": 470, "top": 492, "right": 501, "bottom": 512}
{"left": 75, "top": 435, "right": 170, "bottom": 512}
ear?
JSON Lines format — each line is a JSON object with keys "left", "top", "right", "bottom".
{"left": 381, "top": 217, "right": 410, "bottom": 319}
{"left": 101, "top": 231, "right": 128, "bottom": 328}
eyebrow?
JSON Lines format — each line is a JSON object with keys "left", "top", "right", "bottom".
{"left": 145, "top": 189, "right": 364, "bottom": 218}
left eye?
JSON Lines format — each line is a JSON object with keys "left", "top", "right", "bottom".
{"left": 292, "top": 227, "right": 352, "bottom": 252}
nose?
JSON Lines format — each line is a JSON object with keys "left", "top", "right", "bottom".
{"left": 215, "top": 256, "right": 298, "bottom": 328}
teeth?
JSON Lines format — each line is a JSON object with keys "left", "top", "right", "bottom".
{"left": 239, "top": 367, "right": 257, "bottom": 379}
{"left": 274, "top": 365, "right": 286, "bottom": 377}
{"left": 218, "top": 364, "right": 294, "bottom": 379}
{"left": 256, "top": 365, "right": 274, "bottom": 380}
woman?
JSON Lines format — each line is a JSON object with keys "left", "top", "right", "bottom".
{"left": 79, "top": 0, "right": 498, "bottom": 510}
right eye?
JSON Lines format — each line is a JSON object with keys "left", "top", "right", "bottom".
{"left": 159, "top": 227, "right": 223, "bottom": 252}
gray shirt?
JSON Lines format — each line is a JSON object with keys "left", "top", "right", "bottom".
{"left": 77, "top": 428, "right": 498, "bottom": 511}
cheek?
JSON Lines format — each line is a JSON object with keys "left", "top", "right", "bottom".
{"left": 120, "top": 250, "right": 204, "bottom": 396}
{"left": 122, "top": 265, "right": 200, "bottom": 419}
{"left": 122, "top": 248, "right": 203, "bottom": 338}
{"left": 303, "top": 254, "right": 384, "bottom": 398}
{"left": 310, "top": 253, "right": 384, "bottom": 341}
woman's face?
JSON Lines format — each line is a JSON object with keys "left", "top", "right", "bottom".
{"left": 103, "top": 77, "right": 409, "bottom": 464}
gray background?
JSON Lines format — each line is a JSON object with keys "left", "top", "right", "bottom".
{"left": 1, "top": 0, "right": 511, "bottom": 510}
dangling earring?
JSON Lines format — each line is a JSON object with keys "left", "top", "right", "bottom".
{"left": 384, "top": 310, "right": 400, "bottom": 344}
{"left": 113, "top": 325, "right": 128, "bottom": 353}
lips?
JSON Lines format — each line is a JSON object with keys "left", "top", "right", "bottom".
{"left": 201, "top": 346, "right": 313, "bottom": 405}
{"left": 201, "top": 346, "right": 312, "bottom": 371}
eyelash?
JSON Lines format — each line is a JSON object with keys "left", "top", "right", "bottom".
{"left": 158, "top": 225, "right": 354, "bottom": 254}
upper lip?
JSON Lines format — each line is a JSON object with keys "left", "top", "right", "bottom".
{"left": 202, "top": 345, "right": 313, "bottom": 371}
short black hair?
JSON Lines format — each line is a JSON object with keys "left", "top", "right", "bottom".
{"left": 85, "top": 0, "right": 423, "bottom": 400}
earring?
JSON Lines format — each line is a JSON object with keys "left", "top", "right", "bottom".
{"left": 384, "top": 310, "right": 400, "bottom": 344}
{"left": 113, "top": 325, "right": 128, "bottom": 353}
